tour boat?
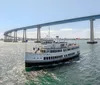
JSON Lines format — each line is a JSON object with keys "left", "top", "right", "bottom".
{"left": 25, "top": 37, "right": 80, "bottom": 68}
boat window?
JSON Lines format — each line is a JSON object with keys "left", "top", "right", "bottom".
{"left": 51, "top": 50, "right": 54, "bottom": 53}
{"left": 49, "top": 49, "right": 62, "bottom": 53}
{"left": 33, "top": 48, "right": 35, "bottom": 50}
{"left": 50, "top": 50, "right": 52, "bottom": 53}
{"left": 63, "top": 49, "right": 67, "bottom": 51}
{"left": 41, "top": 50, "right": 46, "bottom": 53}
{"left": 42, "top": 50, "right": 44, "bottom": 53}
{"left": 64, "top": 55, "right": 67, "bottom": 57}
{"left": 68, "top": 49, "right": 70, "bottom": 51}
{"left": 58, "top": 50, "right": 62, "bottom": 52}
{"left": 44, "top": 50, "right": 46, "bottom": 53}
{"left": 67, "top": 46, "right": 79, "bottom": 51}
{"left": 68, "top": 53, "right": 75, "bottom": 56}
{"left": 44, "top": 55, "right": 64, "bottom": 60}
{"left": 58, "top": 55, "right": 63, "bottom": 58}
{"left": 46, "top": 50, "right": 49, "bottom": 52}
{"left": 71, "top": 48, "right": 74, "bottom": 50}
{"left": 61, "top": 44, "right": 64, "bottom": 47}
{"left": 46, "top": 57, "right": 47, "bottom": 60}
{"left": 75, "top": 46, "right": 79, "bottom": 49}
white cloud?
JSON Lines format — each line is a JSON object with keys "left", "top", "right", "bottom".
{"left": 60, "top": 28, "right": 73, "bottom": 31}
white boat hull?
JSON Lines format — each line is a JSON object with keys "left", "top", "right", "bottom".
{"left": 25, "top": 48, "right": 80, "bottom": 68}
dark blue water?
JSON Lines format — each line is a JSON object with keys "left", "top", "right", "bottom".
{"left": 0, "top": 40, "right": 100, "bottom": 85}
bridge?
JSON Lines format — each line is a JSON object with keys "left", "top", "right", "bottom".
{"left": 4, "top": 14, "right": 100, "bottom": 44}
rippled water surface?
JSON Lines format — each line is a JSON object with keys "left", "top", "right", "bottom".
{"left": 0, "top": 40, "right": 100, "bottom": 85}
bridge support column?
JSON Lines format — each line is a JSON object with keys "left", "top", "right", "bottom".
{"left": 4, "top": 35, "right": 7, "bottom": 42}
{"left": 36, "top": 26, "right": 41, "bottom": 43}
{"left": 87, "top": 19, "right": 97, "bottom": 44}
{"left": 13, "top": 32, "right": 15, "bottom": 42}
{"left": 9, "top": 33, "right": 12, "bottom": 42}
{"left": 14, "top": 31, "right": 17, "bottom": 42}
{"left": 22, "top": 29, "right": 27, "bottom": 42}
{"left": 4, "top": 34, "right": 12, "bottom": 42}
{"left": 10, "top": 32, "right": 13, "bottom": 42}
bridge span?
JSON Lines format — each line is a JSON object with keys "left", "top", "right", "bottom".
{"left": 4, "top": 14, "right": 100, "bottom": 44}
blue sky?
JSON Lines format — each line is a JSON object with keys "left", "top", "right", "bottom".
{"left": 0, "top": 0, "right": 100, "bottom": 38}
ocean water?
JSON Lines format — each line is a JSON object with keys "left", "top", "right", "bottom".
{"left": 0, "top": 40, "right": 100, "bottom": 85}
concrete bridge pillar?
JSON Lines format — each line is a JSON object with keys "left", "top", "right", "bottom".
{"left": 87, "top": 19, "right": 97, "bottom": 44}
{"left": 9, "top": 33, "right": 12, "bottom": 42}
{"left": 14, "top": 31, "right": 17, "bottom": 42}
{"left": 4, "top": 34, "right": 12, "bottom": 42}
{"left": 36, "top": 26, "right": 41, "bottom": 43}
{"left": 4, "top": 35, "right": 7, "bottom": 42}
{"left": 14, "top": 31, "right": 15, "bottom": 42}
{"left": 22, "top": 29, "right": 27, "bottom": 42}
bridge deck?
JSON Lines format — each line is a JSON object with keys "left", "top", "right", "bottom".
{"left": 4, "top": 14, "right": 100, "bottom": 35}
